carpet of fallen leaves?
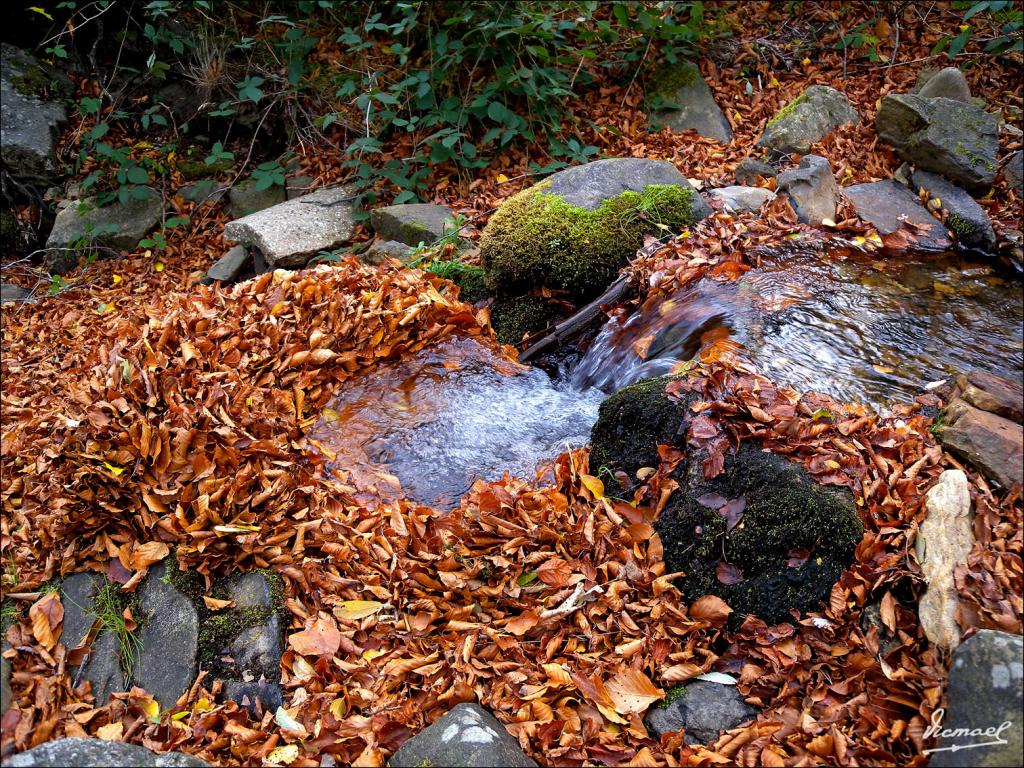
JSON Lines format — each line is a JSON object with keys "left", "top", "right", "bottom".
{"left": 2, "top": 1, "right": 1023, "bottom": 766}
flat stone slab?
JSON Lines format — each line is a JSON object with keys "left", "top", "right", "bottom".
{"left": 369, "top": 203, "right": 455, "bottom": 247}
{"left": 46, "top": 192, "right": 164, "bottom": 273}
{"left": 757, "top": 85, "right": 859, "bottom": 154}
{"left": 79, "top": 627, "right": 126, "bottom": 705}
{"left": 389, "top": 703, "right": 537, "bottom": 767}
{"left": 953, "top": 371, "right": 1023, "bottom": 424}
{"left": 6, "top": 739, "right": 209, "bottom": 767}
{"left": 644, "top": 681, "right": 758, "bottom": 744}
{"left": 929, "top": 630, "right": 1023, "bottom": 767}
{"left": 910, "top": 169, "right": 995, "bottom": 252}
{"left": 134, "top": 561, "right": 199, "bottom": 709}
{"left": 224, "top": 186, "right": 357, "bottom": 269}
{"left": 937, "top": 400, "right": 1023, "bottom": 489}
{"left": 708, "top": 185, "right": 774, "bottom": 213}
{"left": 60, "top": 573, "right": 103, "bottom": 650}
{"left": 648, "top": 60, "right": 732, "bottom": 143}
{"left": 844, "top": 180, "right": 952, "bottom": 250}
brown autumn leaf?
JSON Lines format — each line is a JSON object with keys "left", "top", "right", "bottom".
{"left": 203, "top": 596, "right": 235, "bottom": 611}
{"left": 696, "top": 493, "right": 727, "bottom": 509}
{"left": 716, "top": 561, "right": 744, "bottom": 585}
{"left": 786, "top": 547, "right": 811, "bottom": 568}
{"left": 720, "top": 497, "right": 746, "bottom": 532}
{"left": 289, "top": 614, "right": 341, "bottom": 657}
{"left": 506, "top": 610, "right": 541, "bottom": 636}
{"left": 29, "top": 592, "right": 64, "bottom": 651}
{"left": 535, "top": 557, "right": 572, "bottom": 587}
{"left": 119, "top": 541, "right": 170, "bottom": 571}
{"left": 605, "top": 667, "right": 664, "bottom": 714}
{"left": 689, "top": 595, "right": 732, "bottom": 625}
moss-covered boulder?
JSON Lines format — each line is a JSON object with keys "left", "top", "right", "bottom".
{"left": 646, "top": 61, "right": 732, "bottom": 143}
{"left": 588, "top": 375, "right": 695, "bottom": 492}
{"left": 480, "top": 158, "right": 710, "bottom": 300}
{"left": 757, "top": 85, "right": 859, "bottom": 155}
{"left": 657, "top": 444, "right": 863, "bottom": 624}
{"left": 490, "top": 295, "right": 565, "bottom": 345}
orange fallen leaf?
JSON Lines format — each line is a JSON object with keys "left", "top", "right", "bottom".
{"left": 289, "top": 614, "right": 342, "bottom": 657}
{"left": 29, "top": 592, "right": 64, "bottom": 651}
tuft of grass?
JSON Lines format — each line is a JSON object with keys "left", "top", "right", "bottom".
{"left": 88, "top": 582, "right": 142, "bottom": 686}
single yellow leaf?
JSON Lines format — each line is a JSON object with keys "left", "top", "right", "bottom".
{"left": 213, "top": 524, "right": 261, "bottom": 534}
{"left": 329, "top": 698, "right": 347, "bottom": 719}
{"left": 103, "top": 461, "right": 125, "bottom": 476}
{"left": 142, "top": 698, "right": 160, "bottom": 723}
{"left": 96, "top": 721, "right": 123, "bottom": 740}
{"left": 194, "top": 697, "right": 213, "bottom": 713}
{"left": 154, "top": 262, "right": 165, "bottom": 273}
{"left": 321, "top": 407, "right": 339, "bottom": 422}
{"left": 266, "top": 744, "right": 300, "bottom": 765}
{"left": 362, "top": 648, "right": 386, "bottom": 661}
{"left": 334, "top": 600, "right": 385, "bottom": 621}
{"left": 112, "top": 274, "right": 123, "bottom": 285}
{"left": 579, "top": 474, "right": 605, "bottom": 500}
{"left": 495, "top": 173, "right": 509, "bottom": 183}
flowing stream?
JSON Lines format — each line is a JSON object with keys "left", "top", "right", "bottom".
{"left": 310, "top": 249, "right": 1022, "bottom": 506}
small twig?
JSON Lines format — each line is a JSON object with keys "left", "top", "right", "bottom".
{"left": 620, "top": 36, "right": 654, "bottom": 108}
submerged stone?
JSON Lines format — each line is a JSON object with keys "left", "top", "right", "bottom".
{"left": 388, "top": 703, "right": 538, "bottom": 767}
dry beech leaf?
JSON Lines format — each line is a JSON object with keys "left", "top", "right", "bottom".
{"left": 605, "top": 667, "right": 664, "bottom": 715}
{"left": 690, "top": 595, "right": 733, "bottom": 625}
{"left": 334, "top": 600, "right": 386, "bottom": 621}
{"left": 289, "top": 615, "right": 341, "bottom": 657}
{"left": 506, "top": 610, "right": 540, "bottom": 636}
{"left": 29, "top": 592, "right": 64, "bottom": 651}
{"left": 535, "top": 557, "right": 572, "bottom": 587}
{"left": 202, "top": 596, "right": 234, "bottom": 611}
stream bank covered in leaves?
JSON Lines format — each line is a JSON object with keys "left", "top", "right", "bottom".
{"left": 2, "top": 2, "right": 1024, "bottom": 767}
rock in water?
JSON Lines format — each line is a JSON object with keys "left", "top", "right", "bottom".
{"left": 0, "top": 43, "right": 72, "bottom": 184}
{"left": 5, "top": 739, "right": 209, "bottom": 767}
{"left": 915, "top": 66, "right": 972, "bottom": 103}
{"left": 644, "top": 681, "right": 758, "bottom": 743}
{"left": 909, "top": 169, "right": 996, "bottom": 252}
{"left": 369, "top": 203, "right": 457, "bottom": 246}
{"left": 843, "top": 180, "right": 952, "bottom": 251}
{"left": 647, "top": 60, "right": 732, "bottom": 143}
{"left": 479, "top": 158, "right": 709, "bottom": 299}
{"left": 134, "top": 561, "right": 199, "bottom": 709}
{"left": 876, "top": 94, "right": 998, "bottom": 193}
{"left": 224, "top": 186, "right": 357, "bottom": 269}
{"left": 757, "top": 85, "right": 859, "bottom": 154}
{"left": 928, "top": 631, "right": 1023, "bottom": 767}
{"left": 775, "top": 155, "right": 839, "bottom": 225}
{"left": 389, "top": 703, "right": 538, "bottom": 767}
{"left": 916, "top": 470, "right": 973, "bottom": 651}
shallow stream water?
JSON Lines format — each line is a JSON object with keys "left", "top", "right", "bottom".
{"left": 311, "top": 249, "right": 1023, "bottom": 506}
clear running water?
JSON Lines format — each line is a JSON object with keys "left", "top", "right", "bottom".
{"left": 310, "top": 249, "right": 1022, "bottom": 506}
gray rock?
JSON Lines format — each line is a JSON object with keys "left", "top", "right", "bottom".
{"left": 775, "top": 155, "right": 839, "bottom": 225}
{"left": 225, "top": 679, "right": 282, "bottom": 717}
{"left": 5, "top": 738, "right": 209, "bottom": 767}
{"left": 648, "top": 61, "right": 732, "bottom": 143}
{"left": 0, "top": 44, "right": 72, "bottom": 184}
{"left": 363, "top": 239, "right": 415, "bottom": 265}
{"left": 844, "top": 180, "right": 952, "bottom": 251}
{"left": 757, "top": 85, "right": 859, "bottom": 154}
{"left": 1003, "top": 150, "right": 1023, "bottom": 191}
{"left": 46, "top": 192, "right": 164, "bottom": 274}
{"left": 224, "top": 185, "right": 358, "bottom": 269}
{"left": 369, "top": 203, "right": 456, "bottom": 247}
{"left": 644, "top": 682, "right": 758, "bottom": 744}
{"left": 178, "top": 179, "right": 225, "bottom": 205}
{"left": 389, "top": 703, "right": 537, "bottom": 767}
{"left": 60, "top": 573, "right": 102, "bottom": 650}
{"left": 1, "top": 283, "right": 30, "bottom": 303}
{"left": 77, "top": 628, "right": 126, "bottom": 705}
{"left": 929, "top": 631, "right": 1023, "bottom": 767}
{"left": 916, "top": 67, "right": 972, "bottom": 103}
{"left": 544, "top": 157, "right": 711, "bottom": 216}
{"left": 707, "top": 185, "right": 774, "bottom": 213}
{"left": 230, "top": 614, "right": 281, "bottom": 680}
{"left": 910, "top": 169, "right": 996, "bottom": 251}
{"left": 876, "top": 94, "right": 998, "bottom": 194}
{"left": 286, "top": 175, "right": 314, "bottom": 200}
{"left": 734, "top": 158, "right": 777, "bottom": 186}
{"left": 228, "top": 177, "right": 286, "bottom": 218}
{"left": 225, "top": 572, "right": 277, "bottom": 611}
{"left": 203, "top": 245, "right": 249, "bottom": 284}
{"left": 134, "top": 561, "right": 199, "bottom": 709}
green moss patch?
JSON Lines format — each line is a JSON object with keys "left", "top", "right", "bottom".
{"left": 480, "top": 182, "right": 700, "bottom": 299}
{"left": 490, "top": 295, "right": 564, "bottom": 345}
{"left": 427, "top": 259, "right": 488, "bottom": 304}
{"left": 646, "top": 63, "right": 700, "bottom": 107}
{"left": 766, "top": 91, "right": 810, "bottom": 129}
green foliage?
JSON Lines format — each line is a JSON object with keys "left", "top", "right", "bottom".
{"left": 87, "top": 582, "right": 142, "bottom": 684}
{"left": 933, "top": 1, "right": 1023, "bottom": 58}
{"left": 425, "top": 259, "right": 488, "bottom": 304}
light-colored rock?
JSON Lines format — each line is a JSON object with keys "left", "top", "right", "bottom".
{"left": 644, "top": 681, "right": 758, "bottom": 743}
{"left": 648, "top": 61, "right": 732, "bottom": 143}
{"left": 389, "top": 703, "right": 538, "bottom": 767}
{"left": 910, "top": 169, "right": 995, "bottom": 252}
{"left": 775, "top": 155, "right": 839, "bottom": 225}
{"left": 916, "top": 66, "right": 972, "bottom": 103}
{"left": 708, "top": 185, "right": 774, "bottom": 213}
{"left": 46, "top": 192, "right": 164, "bottom": 273}
{"left": 5, "top": 738, "right": 209, "bottom": 767}
{"left": 203, "top": 244, "right": 249, "bottom": 283}
{"left": 0, "top": 43, "right": 71, "bottom": 183}
{"left": 134, "top": 561, "right": 199, "bottom": 709}
{"left": 929, "top": 631, "right": 1023, "bottom": 767}
{"left": 224, "top": 186, "right": 357, "bottom": 269}
{"left": 1, "top": 282, "right": 30, "bottom": 303}
{"left": 916, "top": 469, "right": 973, "bottom": 651}
{"left": 369, "top": 203, "right": 456, "bottom": 246}
{"left": 228, "top": 177, "right": 286, "bottom": 218}
{"left": 757, "top": 85, "right": 859, "bottom": 154}
{"left": 876, "top": 94, "right": 998, "bottom": 194}
{"left": 844, "top": 180, "right": 952, "bottom": 251}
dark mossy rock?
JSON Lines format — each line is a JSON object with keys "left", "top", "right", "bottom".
{"left": 588, "top": 376, "right": 696, "bottom": 493}
{"left": 490, "top": 295, "right": 565, "bottom": 345}
{"left": 657, "top": 444, "right": 863, "bottom": 624}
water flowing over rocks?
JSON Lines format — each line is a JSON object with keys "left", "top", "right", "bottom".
{"left": 388, "top": 703, "right": 538, "bottom": 767}
{"left": 224, "top": 185, "right": 358, "bottom": 269}
{"left": 644, "top": 681, "right": 758, "bottom": 743}
{"left": 757, "top": 85, "right": 859, "bottom": 154}
{"left": 647, "top": 60, "right": 732, "bottom": 143}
